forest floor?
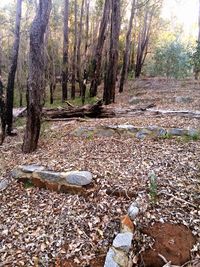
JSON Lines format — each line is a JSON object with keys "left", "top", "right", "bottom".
{"left": 0, "top": 78, "right": 200, "bottom": 267}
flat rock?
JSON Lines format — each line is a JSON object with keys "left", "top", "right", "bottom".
{"left": 33, "top": 170, "right": 63, "bottom": 183}
{"left": 168, "top": 128, "right": 187, "bottom": 136}
{"left": 0, "top": 179, "right": 8, "bottom": 191}
{"left": 21, "top": 165, "right": 45, "bottom": 173}
{"left": 104, "top": 248, "right": 119, "bottom": 267}
{"left": 65, "top": 171, "right": 92, "bottom": 186}
{"left": 112, "top": 232, "right": 133, "bottom": 252}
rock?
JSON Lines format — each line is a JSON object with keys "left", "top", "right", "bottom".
{"left": 175, "top": 96, "right": 192, "bottom": 103}
{"left": 0, "top": 179, "right": 8, "bottom": 191}
{"left": 72, "top": 127, "right": 95, "bottom": 138}
{"left": 136, "top": 128, "right": 151, "bottom": 139}
{"left": 187, "top": 129, "right": 199, "bottom": 138}
{"left": 129, "top": 97, "right": 141, "bottom": 105}
{"left": 12, "top": 165, "right": 93, "bottom": 195}
{"left": 113, "top": 248, "right": 129, "bottom": 266}
{"left": 33, "top": 170, "right": 63, "bottom": 183}
{"left": 116, "top": 125, "right": 138, "bottom": 133}
{"left": 95, "top": 127, "right": 116, "bottom": 137}
{"left": 12, "top": 165, "right": 45, "bottom": 179}
{"left": 104, "top": 248, "right": 119, "bottom": 267}
{"left": 64, "top": 171, "right": 92, "bottom": 186}
{"left": 20, "top": 165, "right": 45, "bottom": 173}
{"left": 128, "top": 205, "right": 139, "bottom": 220}
{"left": 168, "top": 128, "right": 187, "bottom": 136}
{"left": 121, "top": 215, "right": 134, "bottom": 233}
{"left": 147, "top": 126, "right": 167, "bottom": 137}
{"left": 112, "top": 232, "right": 133, "bottom": 252}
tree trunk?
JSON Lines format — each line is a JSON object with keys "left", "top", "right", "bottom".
{"left": 22, "top": 0, "right": 52, "bottom": 153}
{"left": 62, "top": 0, "right": 69, "bottom": 101}
{"left": 6, "top": 0, "right": 22, "bottom": 135}
{"left": 71, "top": 0, "right": 78, "bottom": 99}
{"left": 135, "top": 9, "right": 152, "bottom": 78}
{"left": 77, "top": 0, "right": 85, "bottom": 98}
{"left": 103, "top": 0, "right": 121, "bottom": 105}
{"left": 89, "top": 0, "right": 111, "bottom": 98}
{"left": 119, "top": 0, "right": 136, "bottom": 93}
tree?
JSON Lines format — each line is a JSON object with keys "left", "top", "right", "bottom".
{"left": 77, "top": 0, "right": 85, "bottom": 99}
{"left": 89, "top": 0, "right": 111, "bottom": 98}
{"left": 71, "top": 0, "right": 78, "bottom": 100}
{"left": 148, "top": 40, "right": 192, "bottom": 79}
{"left": 119, "top": 0, "right": 136, "bottom": 93}
{"left": 22, "top": 0, "right": 52, "bottom": 153}
{"left": 103, "top": 0, "right": 121, "bottom": 105}
{"left": 135, "top": 8, "right": 153, "bottom": 78}
{"left": 6, "top": 0, "right": 22, "bottom": 135}
{"left": 193, "top": 0, "right": 200, "bottom": 79}
{"left": 62, "top": 0, "right": 69, "bottom": 101}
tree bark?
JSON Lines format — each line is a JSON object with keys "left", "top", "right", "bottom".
{"left": 89, "top": 0, "right": 111, "bottom": 98}
{"left": 135, "top": 9, "right": 153, "bottom": 78}
{"left": 22, "top": 0, "right": 52, "bottom": 153}
{"left": 119, "top": 0, "right": 136, "bottom": 93}
{"left": 6, "top": 0, "right": 22, "bottom": 134}
{"left": 103, "top": 0, "right": 121, "bottom": 105}
{"left": 62, "top": 0, "right": 69, "bottom": 101}
{"left": 77, "top": 0, "right": 85, "bottom": 98}
{"left": 71, "top": 0, "right": 78, "bottom": 100}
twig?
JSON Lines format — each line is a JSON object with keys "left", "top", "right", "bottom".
{"left": 159, "top": 191, "right": 197, "bottom": 208}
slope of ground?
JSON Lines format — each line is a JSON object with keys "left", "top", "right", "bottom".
{"left": 0, "top": 78, "right": 199, "bottom": 266}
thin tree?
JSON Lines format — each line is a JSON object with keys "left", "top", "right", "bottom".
{"left": 62, "top": 0, "right": 69, "bottom": 101}
{"left": 119, "top": 0, "right": 136, "bottom": 93}
{"left": 89, "top": 0, "right": 111, "bottom": 98}
{"left": 71, "top": 0, "right": 78, "bottom": 99}
{"left": 6, "top": 0, "right": 22, "bottom": 135}
{"left": 22, "top": 0, "right": 52, "bottom": 153}
{"left": 77, "top": 0, "right": 85, "bottom": 98}
{"left": 135, "top": 8, "right": 153, "bottom": 78}
{"left": 103, "top": 0, "right": 121, "bottom": 105}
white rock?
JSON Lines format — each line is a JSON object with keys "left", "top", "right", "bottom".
{"left": 128, "top": 205, "right": 139, "bottom": 220}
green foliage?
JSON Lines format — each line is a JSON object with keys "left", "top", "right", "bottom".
{"left": 191, "top": 42, "right": 200, "bottom": 75}
{"left": 147, "top": 41, "right": 192, "bottom": 79}
{"left": 148, "top": 171, "right": 158, "bottom": 205}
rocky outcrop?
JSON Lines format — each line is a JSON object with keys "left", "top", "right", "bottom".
{"left": 12, "top": 165, "right": 93, "bottom": 195}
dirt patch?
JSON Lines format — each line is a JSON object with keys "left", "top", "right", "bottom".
{"left": 140, "top": 223, "right": 196, "bottom": 267}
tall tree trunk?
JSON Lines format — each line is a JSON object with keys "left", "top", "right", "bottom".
{"left": 135, "top": 9, "right": 152, "bottom": 78}
{"left": 0, "top": 32, "right": 2, "bottom": 76}
{"left": 84, "top": 0, "right": 90, "bottom": 60}
{"left": 195, "top": 0, "right": 200, "bottom": 79}
{"left": 71, "top": 0, "right": 78, "bottom": 99}
{"left": 119, "top": 0, "right": 136, "bottom": 93}
{"left": 103, "top": 0, "right": 121, "bottom": 105}
{"left": 77, "top": 0, "right": 85, "bottom": 97}
{"left": 89, "top": 0, "right": 111, "bottom": 98}
{"left": 22, "top": 0, "right": 52, "bottom": 153}
{"left": 62, "top": 0, "right": 69, "bottom": 101}
{"left": 6, "top": 0, "right": 22, "bottom": 135}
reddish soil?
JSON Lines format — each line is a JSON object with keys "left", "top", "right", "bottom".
{"left": 140, "top": 223, "right": 196, "bottom": 267}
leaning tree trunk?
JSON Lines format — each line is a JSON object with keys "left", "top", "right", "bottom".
{"left": 119, "top": 0, "right": 136, "bottom": 93}
{"left": 71, "top": 0, "right": 78, "bottom": 99}
{"left": 89, "top": 0, "right": 111, "bottom": 98}
{"left": 103, "top": 0, "right": 121, "bottom": 105}
{"left": 22, "top": 0, "right": 52, "bottom": 153}
{"left": 6, "top": 0, "right": 22, "bottom": 135}
{"left": 62, "top": 0, "right": 69, "bottom": 101}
